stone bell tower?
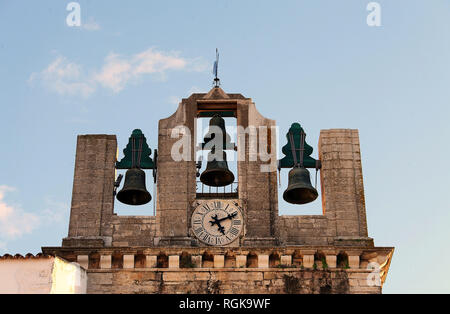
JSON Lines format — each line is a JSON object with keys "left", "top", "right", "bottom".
{"left": 155, "top": 87, "right": 279, "bottom": 247}
{"left": 43, "top": 86, "right": 394, "bottom": 294}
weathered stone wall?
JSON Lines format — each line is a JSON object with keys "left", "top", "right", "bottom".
{"left": 86, "top": 269, "right": 380, "bottom": 294}
{"left": 319, "top": 129, "right": 369, "bottom": 239}
{"left": 64, "top": 135, "right": 117, "bottom": 247}
{"left": 42, "top": 245, "right": 393, "bottom": 294}
{"left": 111, "top": 216, "right": 156, "bottom": 247}
{"left": 155, "top": 94, "right": 198, "bottom": 246}
{"left": 237, "top": 101, "right": 278, "bottom": 244}
{"left": 278, "top": 216, "right": 330, "bottom": 246}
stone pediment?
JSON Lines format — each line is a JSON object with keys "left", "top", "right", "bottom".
{"left": 202, "top": 87, "right": 231, "bottom": 100}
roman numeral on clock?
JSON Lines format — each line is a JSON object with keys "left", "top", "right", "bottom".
{"left": 229, "top": 227, "right": 239, "bottom": 236}
{"left": 193, "top": 218, "right": 202, "bottom": 225}
{"left": 195, "top": 227, "right": 205, "bottom": 234}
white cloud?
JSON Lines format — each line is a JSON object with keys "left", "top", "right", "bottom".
{"left": 94, "top": 53, "right": 132, "bottom": 92}
{"left": 29, "top": 48, "right": 208, "bottom": 97}
{"left": 0, "top": 186, "right": 40, "bottom": 238}
{"left": 95, "top": 48, "right": 194, "bottom": 92}
{"left": 0, "top": 186, "right": 68, "bottom": 250}
{"left": 28, "top": 56, "right": 95, "bottom": 98}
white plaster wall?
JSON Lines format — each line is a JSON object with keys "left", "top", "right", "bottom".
{"left": 0, "top": 257, "right": 86, "bottom": 294}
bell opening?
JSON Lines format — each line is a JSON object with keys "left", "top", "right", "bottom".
{"left": 196, "top": 116, "right": 238, "bottom": 196}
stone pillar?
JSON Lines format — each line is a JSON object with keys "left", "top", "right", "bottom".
{"left": 303, "top": 255, "right": 314, "bottom": 268}
{"left": 155, "top": 98, "right": 196, "bottom": 246}
{"left": 169, "top": 255, "right": 180, "bottom": 268}
{"left": 236, "top": 255, "right": 247, "bottom": 268}
{"left": 146, "top": 256, "right": 157, "bottom": 268}
{"left": 77, "top": 255, "right": 89, "bottom": 269}
{"left": 325, "top": 255, "right": 337, "bottom": 269}
{"left": 100, "top": 255, "right": 111, "bottom": 269}
{"left": 64, "top": 135, "right": 117, "bottom": 247}
{"left": 192, "top": 255, "right": 202, "bottom": 268}
{"left": 258, "top": 255, "right": 269, "bottom": 268}
{"left": 123, "top": 255, "right": 135, "bottom": 269}
{"left": 238, "top": 101, "right": 278, "bottom": 245}
{"left": 348, "top": 254, "right": 361, "bottom": 269}
{"left": 280, "top": 255, "right": 292, "bottom": 266}
{"left": 319, "top": 129, "right": 371, "bottom": 245}
{"left": 214, "top": 255, "right": 224, "bottom": 268}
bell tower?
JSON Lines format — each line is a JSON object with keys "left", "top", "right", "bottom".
{"left": 155, "top": 86, "right": 279, "bottom": 247}
{"left": 43, "top": 85, "right": 394, "bottom": 294}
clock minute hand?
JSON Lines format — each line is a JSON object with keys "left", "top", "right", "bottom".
{"left": 216, "top": 212, "right": 237, "bottom": 223}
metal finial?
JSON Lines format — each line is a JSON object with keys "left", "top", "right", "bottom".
{"left": 213, "top": 48, "right": 220, "bottom": 87}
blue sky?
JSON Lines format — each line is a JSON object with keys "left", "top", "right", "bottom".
{"left": 1, "top": 0, "right": 450, "bottom": 293}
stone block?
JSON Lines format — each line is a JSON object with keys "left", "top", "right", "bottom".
{"left": 77, "top": 255, "right": 89, "bottom": 269}
{"left": 192, "top": 255, "right": 202, "bottom": 268}
{"left": 303, "top": 255, "right": 314, "bottom": 268}
{"left": 123, "top": 255, "right": 135, "bottom": 269}
{"left": 258, "top": 255, "right": 269, "bottom": 268}
{"left": 348, "top": 255, "right": 360, "bottom": 269}
{"left": 214, "top": 255, "right": 225, "bottom": 268}
{"left": 325, "top": 255, "right": 337, "bottom": 268}
{"left": 146, "top": 255, "right": 157, "bottom": 268}
{"left": 100, "top": 255, "right": 111, "bottom": 269}
{"left": 236, "top": 255, "right": 247, "bottom": 268}
{"left": 280, "top": 255, "right": 292, "bottom": 266}
{"left": 169, "top": 255, "right": 180, "bottom": 268}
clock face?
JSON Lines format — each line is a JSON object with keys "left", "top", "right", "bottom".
{"left": 191, "top": 200, "right": 244, "bottom": 246}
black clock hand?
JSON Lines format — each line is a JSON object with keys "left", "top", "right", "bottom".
{"left": 216, "top": 212, "right": 237, "bottom": 223}
{"left": 209, "top": 214, "right": 227, "bottom": 235}
{"left": 217, "top": 224, "right": 225, "bottom": 235}
{"left": 209, "top": 214, "right": 220, "bottom": 226}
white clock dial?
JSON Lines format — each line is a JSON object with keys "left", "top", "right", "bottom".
{"left": 191, "top": 200, "right": 243, "bottom": 246}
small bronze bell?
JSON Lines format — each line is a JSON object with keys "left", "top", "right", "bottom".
{"left": 283, "top": 166, "right": 318, "bottom": 204}
{"left": 200, "top": 149, "right": 235, "bottom": 187}
{"left": 117, "top": 168, "right": 151, "bottom": 205}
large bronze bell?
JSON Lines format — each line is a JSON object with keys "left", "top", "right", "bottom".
{"left": 202, "top": 113, "right": 233, "bottom": 150}
{"left": 283, "top": 166, "right": 318, "bottom": 204}
{"left": 117, "top": 168, "right": 151, "bottom": 205}
{"left": 199, "top": 113, "right": 235, "bottom": 187}
{"left": 200, "top": 149, "right": 235, "bottom": 187}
